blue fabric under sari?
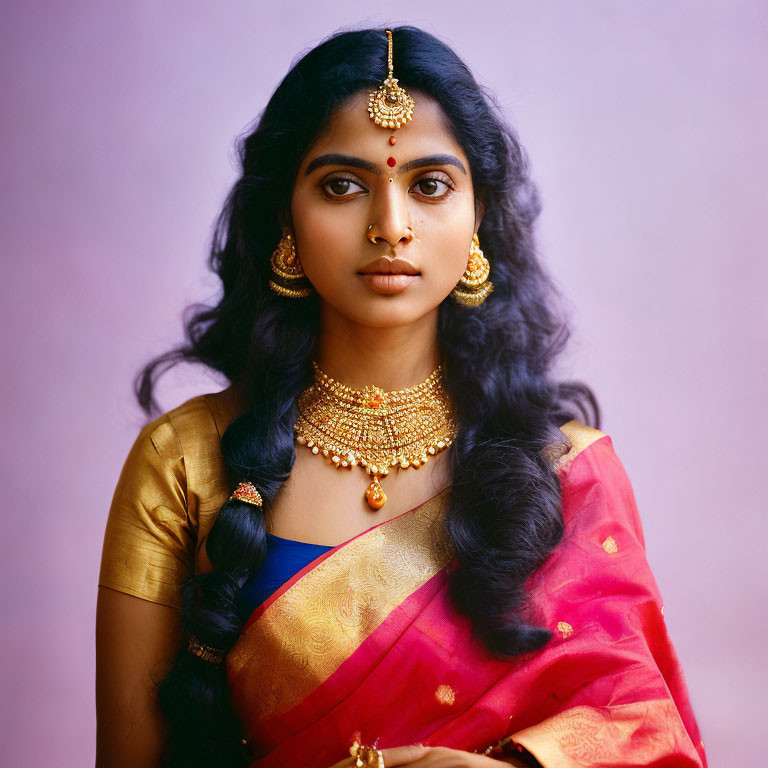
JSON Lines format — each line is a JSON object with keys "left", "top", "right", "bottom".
{"left": 238, "top": 534, "right": 333, "bottom": 617}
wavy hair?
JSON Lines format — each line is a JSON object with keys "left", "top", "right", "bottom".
{"left": 135, "top": 24, "right": 601, "bottom": 768}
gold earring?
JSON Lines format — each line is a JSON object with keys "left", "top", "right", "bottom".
{"left": 269, "top": 232, "right": 314, "bottom": 298}
{"left": 450, "top": 233, "right": 494, "bottom": 307}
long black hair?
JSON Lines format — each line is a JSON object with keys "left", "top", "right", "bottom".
{"left": 136, "top": 24, "right": 600, "bottom": 768}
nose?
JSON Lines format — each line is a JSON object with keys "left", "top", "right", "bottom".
{"left": 368, "top": 185, "right": 415, "bottom": 249}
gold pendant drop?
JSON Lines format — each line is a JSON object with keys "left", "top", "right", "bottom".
{"left": 365, "top": 476, "right": 387, "bottom": 509}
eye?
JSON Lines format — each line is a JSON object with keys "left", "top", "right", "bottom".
{"left": 321, "top": 176, "right": 366, "bottom": 198}
{"left": 413, "top": 176, "right": 453, "bottom": 198}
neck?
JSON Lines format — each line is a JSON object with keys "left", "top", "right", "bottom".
{"left": 313, "top": 306, "right": 442, "bottom": 391}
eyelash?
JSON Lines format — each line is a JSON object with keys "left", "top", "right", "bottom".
{"left": 320, "top": 174, "right": 455, "bottom": 200}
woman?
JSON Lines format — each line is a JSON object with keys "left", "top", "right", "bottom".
{"left": 96, "top": 25, "right": 707, "bottom": 768}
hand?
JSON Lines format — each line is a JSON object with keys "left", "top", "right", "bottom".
{"left": 327, "top": 744, "right": 428, "bottom": 767}
{"left": 328, "top": 743, "right": 529, "bottom": 767}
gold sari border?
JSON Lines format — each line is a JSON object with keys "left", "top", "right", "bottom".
{"left": 510, "top": 699, "right": 700, "bottom": 767}
{"left": 242, "top": 486, "right": 452, "bottom": 630}
{"left": 226, "top": 487, "right": 454, "bottom": 722}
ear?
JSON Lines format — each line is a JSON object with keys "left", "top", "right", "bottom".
{"left": 277, "top": 208, "right": 292, "bottom": 234}
{"left": 474, "top": 198, "right": 485, "bottom": 233}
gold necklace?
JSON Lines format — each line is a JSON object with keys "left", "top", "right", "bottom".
{"left": 294, "top": 360, "right": 457, "bottom": 509}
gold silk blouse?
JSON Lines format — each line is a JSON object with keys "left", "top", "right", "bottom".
{"left": 98, "top": 385, "right": 247, "bottom": 609}
{"left": 99, "top": 383, "right": 596, "bottom": 611}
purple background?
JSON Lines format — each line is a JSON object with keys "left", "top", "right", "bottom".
{"left": 2, "top": 2, "right": 765, "bottom": 765}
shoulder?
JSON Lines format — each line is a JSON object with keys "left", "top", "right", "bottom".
{"left": 554, "top": 419, "right": 608, "bottom": 470}
{"left": 553, "top": 420, "right": 645, "bottom": 547}
{"left": 167, "top": 384, "right": 245, "bottom": 437}
{"left": 118, "top": 385, "right": 247, "bottom": 496}
{"left": 138, "top": 384, "right": 247, "bottom": 457}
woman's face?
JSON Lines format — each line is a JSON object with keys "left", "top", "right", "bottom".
{"left": 288, "top": 89, "right": 482, "bottom": 329}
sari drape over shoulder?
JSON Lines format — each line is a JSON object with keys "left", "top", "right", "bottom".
{"left": 99, "top": 388, "right": 707, "bottom": 767}
{"left": 226, "top": 428, "right": 707, "bottom": 768}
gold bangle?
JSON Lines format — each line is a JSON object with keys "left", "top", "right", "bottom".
{"left": 474, "top": 734, "right": 523, "bottom": 757}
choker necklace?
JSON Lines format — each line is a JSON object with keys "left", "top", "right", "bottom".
{"left": 294, "top": 360, "right": 457, "bottom": 509}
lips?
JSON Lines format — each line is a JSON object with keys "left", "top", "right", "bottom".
{"left": 359, "top": 272, "right": 418, "bottom": 295}
{"left": 358, "top": 256, "right": 420, "bottom": 276}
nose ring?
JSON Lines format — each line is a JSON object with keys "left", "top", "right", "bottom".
{"left": 366, "top": 224, "right": 415, "bottom": 245}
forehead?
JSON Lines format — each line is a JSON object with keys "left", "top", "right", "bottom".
{"left": 298, "top": 89, "right": 466, "bottom": 168}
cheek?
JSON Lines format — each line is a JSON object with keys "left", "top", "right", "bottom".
{"left": 420, "top": 216, "right": 473, "bottom": 289}
{"left": 291, "top": 193, "right": 357, "bottom": 275}
{"left": 292, "top": 188, "right": 335, "bottom": 240}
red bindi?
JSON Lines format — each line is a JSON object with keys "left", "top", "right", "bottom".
{"left": 387, "top": 156, "right": 396, "bottom": 167}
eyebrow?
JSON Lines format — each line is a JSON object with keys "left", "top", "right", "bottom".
{"left": 305, "top": 152, "right": 467, "bottom": 176}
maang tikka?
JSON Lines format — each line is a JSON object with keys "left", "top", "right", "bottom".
{"left": 367, "top": 29, "right": 415, "bottom": 130}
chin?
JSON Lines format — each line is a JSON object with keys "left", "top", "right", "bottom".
{"left": 345, "top": 301, "right": 441, "bottom": 329}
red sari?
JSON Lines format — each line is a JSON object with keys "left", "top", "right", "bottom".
{"left": 226, "top": 431, "right": 708, "bottom": 767}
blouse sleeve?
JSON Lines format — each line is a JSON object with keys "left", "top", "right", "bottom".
{"left": 98, "top": 416, "right": 193, "bottom": 610}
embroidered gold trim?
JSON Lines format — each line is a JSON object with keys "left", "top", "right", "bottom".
{"left": 510, "top": 700, "right": 693, "bottom": 765}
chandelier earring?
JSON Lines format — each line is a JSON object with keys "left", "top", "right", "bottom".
{"left": 269, "top": 231, "right": 314, "bottom": 298}
{"left": 450, "top": 233, "right": 494, "bottom": 307}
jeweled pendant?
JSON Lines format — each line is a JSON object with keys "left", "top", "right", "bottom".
{"left": 365, "top": 476, "right": 388, "bottom": 509}
{"left": 367, "top": 30, "right": 414, "bottom": 131}
{"left": 367, "top": 77, "right": 414, "bottom": 130}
